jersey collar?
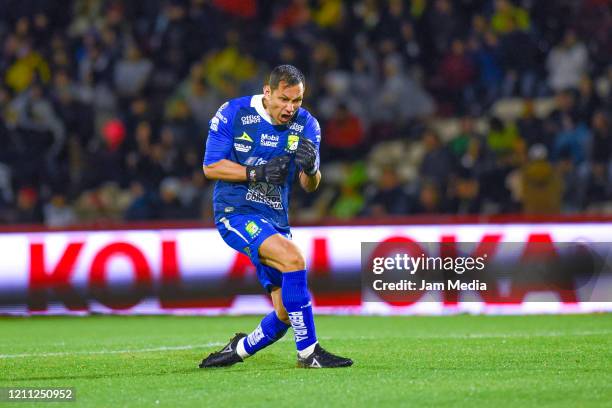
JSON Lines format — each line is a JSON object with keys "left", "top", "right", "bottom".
{"left": 250, "top": 94, "right": 274, "bottom": 125}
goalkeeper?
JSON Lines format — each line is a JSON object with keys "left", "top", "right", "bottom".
{"left": 199, "top": 65, "right": 352, "bottom": 369}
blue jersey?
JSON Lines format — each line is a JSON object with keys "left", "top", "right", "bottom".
{"left": 203, "top": 94, "right": 321, "bottom": 230}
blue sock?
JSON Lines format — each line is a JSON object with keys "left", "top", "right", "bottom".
{"left": 281, "top": 270, "right": 318, "bottom": 351}
{"left": 243, "top": 311, "right": 290, "bottom": 356}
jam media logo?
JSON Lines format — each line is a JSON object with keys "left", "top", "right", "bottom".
{"left": 245, "top": 221, "right": 261, "bottom": 238}
{"left": 285, "top": 134, "right": 300, "bottom": 152}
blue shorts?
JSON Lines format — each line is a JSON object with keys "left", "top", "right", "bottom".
{"left": 216, "top": 214, "right": 291, "bottom": 292}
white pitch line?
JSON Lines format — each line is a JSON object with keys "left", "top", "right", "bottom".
{"left": 0, "top": 342, "right": 225, "bottom": 359}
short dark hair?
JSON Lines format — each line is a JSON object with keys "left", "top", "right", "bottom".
{"left": 268, "top": 65, "right": 305, "bottom": 90}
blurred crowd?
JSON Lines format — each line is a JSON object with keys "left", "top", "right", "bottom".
{"left": 0, "top": 0, "right": 611, "bottom": 226}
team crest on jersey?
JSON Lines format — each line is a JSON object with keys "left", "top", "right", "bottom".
{"left": 246, "top": 182, "right": 283, "bottom": 210}
{"left": 285, "top": 134, "right": 300, "bottom": 152}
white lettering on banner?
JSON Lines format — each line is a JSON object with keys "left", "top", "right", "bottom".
{"left": 0, "top": 223, "right": 611, "bottom": 314}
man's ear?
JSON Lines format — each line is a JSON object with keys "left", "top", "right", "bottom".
{"left": 263, "top": 85, "right": 271, "bottom": 97}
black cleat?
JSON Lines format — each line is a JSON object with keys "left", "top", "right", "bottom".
{"left": 296, "top": 344, "right": 353, "bottom": 368}
{"left": 199, "top": 333, "right": 247, "bottom": 368}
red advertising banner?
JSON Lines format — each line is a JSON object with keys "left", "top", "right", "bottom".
{"left": 1, "top": 221, "right": 611, "bottom": 315}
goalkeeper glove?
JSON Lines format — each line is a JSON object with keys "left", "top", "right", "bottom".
{"left": 246, "top": 155, "right": 290, "bottom": 185}
{"left": 296, "top": 137, "right": 318, "bottom": 175}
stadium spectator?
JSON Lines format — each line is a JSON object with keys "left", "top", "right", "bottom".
{"left": 10, "top": 187, "right": 43, "bottom": 224}
{"left": 499, "top": 18, "right": 541, "bottom": 98}
{"left": 0, "top": 0, "right": 610, "bottom": 224}
{"left": 419, "top": 129, "right": 455, "bottom": 192}
{"left": 449, "top": 115, "right": 485, "bottom": 159}
{"left": 322, "top": 104, "right": 365, "bottom": 161}
{"left": 409, "top": 181, "right": 442, "bottom": 214}
{"left": 557, "top": 151, "right": 584, "bottom": 213}
{"left": 575, "top": 76, "right": 601, "bottom": 124}
{"left": 486, "top": 116, "right": 521, "bottom": 156}
{"left": 113, "top": 44, "right": 153, "bottom": 99}
{"left": 490, "top": 0, "right": 530, "bottom": 34}
{"left": 43, "top": 192, "right": 76, "bottom": 227}
{"left": 547, "top": 30, "right": 589, "bottom": 93}
{"left": 584, "top": 162, "right": 611, "bottom": 212}
{"left": 520, "top": 144, "right": 562, "bottom": 214}
{"left": 435, "top": 38, "right": 477, "bottom": 114}
{"left": 445, "top": 167, "right": 483, "bottom": 214}
{"left": 331, "top": 183, "right": 365, "bottom": 220}
{"left": 590, "top": 110, "right": 611, "bottom": 165}
{"left": 467, "top": 32, "right": 503, "bottom": 110}
{"left": 551, "top": 115, "right": 591, "bottom": 166}
{"left": 517, "top": 99, "right": 548, "bottom": 150}
{"left": 363, "top": 166, "right": 409, "bottom": 217}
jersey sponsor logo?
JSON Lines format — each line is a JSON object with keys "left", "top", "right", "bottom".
{"left": 289, "top": 122, "right": 304, "bottom": 132}
{"left": 245, "top": 220, "right": 261, "bottom": 238}
{"left": 214, "top": 102, "right": 229, "bottom": 124}
{"left": 215, "top": 111, "right": 228, "bottom": 124}
{"left": 210, "top": 116, "right": 219, "bottom": 131}
{"left": 288, "top": 311, "right": 309, "bottom": 342}
{"left": 246, "top": 182, "right": 283, "bottom": 210}
{"left": 260, "top": 133, "right": 279, "bottom": 147}
{"left": 285, "top": 134, "right": 300, "bottom": 152}
{"left": 241, "top": 114, "right": 261, "bottom": 125}
{"left": 234, "top": 143, "right": 252, "bottom": 152}
{"left": 236, "top": 132, "right": 254, "bottom": 142}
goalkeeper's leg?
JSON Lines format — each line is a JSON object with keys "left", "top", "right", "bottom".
{"left": 235, "top": 288, "right": 291, "bottom": 358}
{"left": 199, "top": 288, "right": 290, "bottom": 368}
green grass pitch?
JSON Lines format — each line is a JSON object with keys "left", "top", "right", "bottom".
{"left": 1, "top": 314, "right": 610, "bottom": 407}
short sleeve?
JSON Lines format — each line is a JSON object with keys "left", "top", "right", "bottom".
{"left": 203, "top": 101, "right": 234, "bottom": 166}
{"left": 304, "top": 115, "right": 321, "bottom": 170}
{"left": 304, "top": 115, "right": 321, "bottom": 151}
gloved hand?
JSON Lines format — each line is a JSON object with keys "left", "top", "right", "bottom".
{"left": 246, "top": 155, "right": 291, "bottom": 185}
{"left": 295, "top": 137, "right": 318, "bottom": 175}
